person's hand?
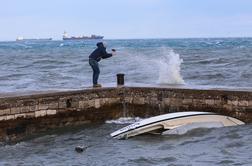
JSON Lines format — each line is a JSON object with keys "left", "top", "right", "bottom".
{"left": 112, "top": 49, "right": 116, "bottom": 56}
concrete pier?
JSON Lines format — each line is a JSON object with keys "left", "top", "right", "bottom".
{"left": 0, "top": 86, "right": 251, "bottom": 142}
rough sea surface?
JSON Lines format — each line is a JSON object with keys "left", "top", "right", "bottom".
{"left": 0, "top": 123, "right": 251, "bottom": 166}
{"left": 0, "top": 38, "right": 251, "bottom": 165}
{"left": 0, "top": 38, "right": 251, "bottom": 92}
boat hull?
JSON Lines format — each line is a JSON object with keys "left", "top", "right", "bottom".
{"left": 110, "top": 112, "right": 245, "bottom": 139}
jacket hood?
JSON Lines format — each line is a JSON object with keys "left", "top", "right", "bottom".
{"left": 96, "top": 42, "right": 104, "bottom": 48}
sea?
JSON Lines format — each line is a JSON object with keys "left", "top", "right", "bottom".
{"left": 0, "top": 38, "right": 251, "bottom": 165}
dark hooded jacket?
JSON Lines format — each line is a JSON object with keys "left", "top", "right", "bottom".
{"left": 89, "top": 42, "right": 112, "bottom": 62}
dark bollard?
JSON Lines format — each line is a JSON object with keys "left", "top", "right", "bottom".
{"left": 117, "top": 73, "right": 125, "bottom": 86}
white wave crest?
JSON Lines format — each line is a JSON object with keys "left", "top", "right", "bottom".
{"left": 157, "top": 49, "right": 184, "bottom": 84}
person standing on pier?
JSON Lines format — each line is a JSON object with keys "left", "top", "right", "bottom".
{"left": 89, "top": 42, "right": 116, "bottom": 87}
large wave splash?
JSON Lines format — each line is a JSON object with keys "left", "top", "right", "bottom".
{"left": 113, "top": 47, "right": 184, "bottom": 85}
{"left": 157, "top": 49, "right": 184, "bottom": 84}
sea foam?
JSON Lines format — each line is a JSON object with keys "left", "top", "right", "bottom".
{"left": 106, "top": 117, "right": 142, "bottom": 124}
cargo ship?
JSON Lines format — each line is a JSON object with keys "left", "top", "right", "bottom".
{"left": 62, "top": 31, "right": 104, "bottom": 40}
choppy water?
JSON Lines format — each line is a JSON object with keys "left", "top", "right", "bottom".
{"left": 0, "top": 38, "right": 252, "bottom": 92}
{"left": 0, "top": 38, "right": 252, "bottom": 165}
{"left": 0, "top": 123, "right": 251, "bottom": 166}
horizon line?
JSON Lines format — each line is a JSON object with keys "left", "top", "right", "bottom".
{"left": 1, "top": 36, "right": 252, "bottom": 42}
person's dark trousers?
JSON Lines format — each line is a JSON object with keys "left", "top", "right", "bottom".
{"left": 89, "top": 58, "right": 100, "bottom": 85}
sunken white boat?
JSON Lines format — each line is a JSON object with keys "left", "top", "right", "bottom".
{"left": 110, "top": 112, "right": 245, "bottom": 139}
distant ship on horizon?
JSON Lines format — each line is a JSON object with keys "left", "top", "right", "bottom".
{"left": 62, "top": 31, "right": 104, "bottom": 40}
{"left": 16, "top": 37, "right": 52, "bottom": 41}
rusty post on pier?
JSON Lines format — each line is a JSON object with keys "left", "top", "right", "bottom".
{"left": 117, "top": 73, "right": 125, "bottom": 86}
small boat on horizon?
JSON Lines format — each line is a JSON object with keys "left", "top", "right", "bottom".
{"left": 16, "top": 37, "right": 52, "bottom": 41}
{"left": 62, "top": 31, "right": 104, "bottom": 40}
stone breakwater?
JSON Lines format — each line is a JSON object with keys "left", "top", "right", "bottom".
{"left": 0, "top": 87, "right": 251, "bottom": 142}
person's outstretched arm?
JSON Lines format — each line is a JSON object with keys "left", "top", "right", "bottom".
{"left": 101, "top": 48, "right": 113, "bottom": 59}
